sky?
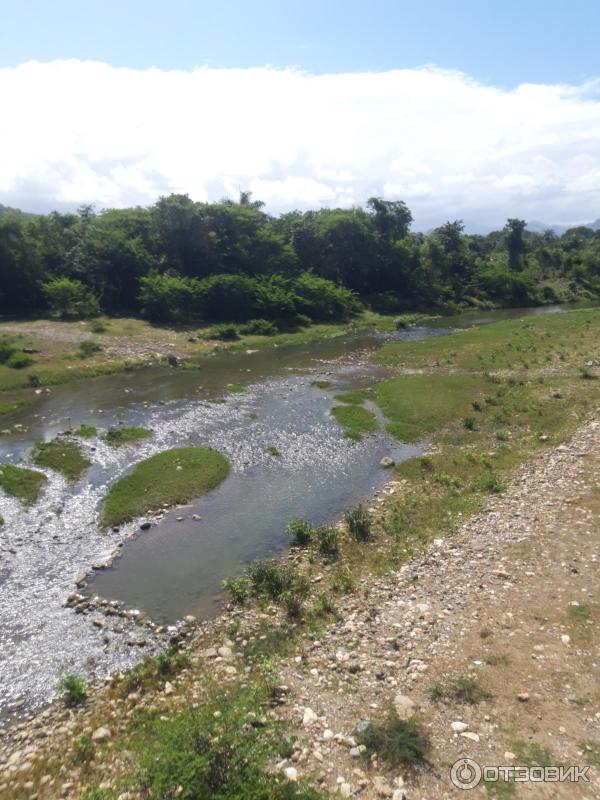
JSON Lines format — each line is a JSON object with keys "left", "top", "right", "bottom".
{"left": 1, "top": 0, "right": 600, "bottom": 230}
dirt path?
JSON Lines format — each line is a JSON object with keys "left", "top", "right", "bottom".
{"left": 272, "top": 418, "right": 600, "bottom": 798}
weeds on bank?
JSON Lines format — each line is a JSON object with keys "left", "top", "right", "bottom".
{"left": 59, "top": 673, "right": 88, "bottom": 706}
{"left": 129, "top": 685, "right": 326, "bottom": 800}
{"left": 104, "top": 426, "right": 152, "bottom": 446}
{"left": 358, "top": 710, "right": 430, "bottom": 768}
{"left": 119, "top": 648, "right": 190, "bottom": 695}
{"left": 428, "top": 675, "right": 491, "bottom": 705}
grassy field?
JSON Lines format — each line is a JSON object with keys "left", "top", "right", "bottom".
{"left": 331, "top": 404, "right": 379, "bottom": 440}
{"left": 0, "top": 463, "right": 47, "bottom": 504}
{"left": 370, "top": 307, "right": 600, "bottom": 564}
{"left": 101, "top": 445, "right": 230, "bottom": 527}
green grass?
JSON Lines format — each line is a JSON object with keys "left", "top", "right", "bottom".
{"left": 375, "top": 373, "right": 489, "bottom": 442}
{"left": 428, "top": 675, "right": 491, "bottom": 705}
{"left": 0, "top": 399, "right": 31, "bottom": 417}
{"left": 0, "top": 463, "right": 47, "bottom": 504}
{"left": 129, "top": 685, "right": 325, "bottom": 800}
{"left": 310, "top": 380, "right": 331, "bottom": 389}
{"left": 59, "top": 673, "right": 88, "bottom": 707}
{"left": 104, "top": 426, "right": 152, "bottom": 446}
{"left": 32, "top": 437, "right": 91, "bottom": 480}
{"left": 331, "top": 404, "right": 379, "bottom": 440}
{"left": 378, "top": 308, "right": 600, "bottom": 372}
{"left": 74, "top": 424, "right": 98, "bottom": 438}
{"left": 358, "top": 711, "right": 430, "bottom": 768}
{"left": 334, "top": 389, "right": 372, "bottom": 404}
{"left": 101, "top": 446, "right": 230, "bottom": 527}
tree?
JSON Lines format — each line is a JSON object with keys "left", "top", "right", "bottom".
{"left": 504, "top": 218, "right": 527, "bottom": 271}
{"left": 43, "top": 277, "right": 100, "bottom": 319}
{"left": 366, "top": 197, "right": 413, "bottom": 240}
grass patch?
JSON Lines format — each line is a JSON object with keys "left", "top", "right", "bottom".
{"left": 358, "top": 711, "right": 430, "bottom": 768}
{"left": 247, "top": 560, "right": 310, "bottom": 603}
{"left": 428, "top": 675, "right": 491, "bottom": 704}
{"left": 104, "top": 426, "right": 152, "bottom": 446}
{"left": 331, "top": 404, "right": 379, "bottom": 440}
{"left": 102, "top": 446, "right": 229, "bottom": 527}
{"left": 567, "top": 603, "right": 592, "bottom": 622}
{"left": 74, "top": 423, "right": 98, "bottom": 438}
{"left": 119, "top": 648, "right": 190, "bottom": 696}
{"left": 310, "top": 380, "right": 331, "bottom": 389}
{"left": 129, "top": 685, "right": 325, "bottom": 800}
{"left": 0, "top": 463, "right": 47, "bottom": 504}
{"left": 32, "top": 437, "right": 91, "bottom": 480}
{"left": 345, "top": 504, "right": 372, "bottom": 541}
{"left": 334, "top": 389, "right": 372, "bottom": 404}
{"left": 59, "top": 673, "right": 88, "bottom": 707}
{"left": 375, "top": 373, "right": 489, "bottom": 442}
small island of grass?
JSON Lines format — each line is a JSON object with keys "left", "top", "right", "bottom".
{"left": 331, "top": 404, "right": 379, "bottom": 440}
{"left": 32, "top": 438, "right": 91, "bottom": 481}
{"left": 104, "top": 426, "right": 152, "bottom": 446}
{"left": 101, "top": 445, "right": 230, "bottom": 527}
{"left": 0, "top": 463, "right": 47, "bottom": 504}
{"left": 74, "top": 423, "right": 97, "bottom": 438}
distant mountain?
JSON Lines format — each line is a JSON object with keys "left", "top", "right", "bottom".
{"left": 0, "top": 203, "right": 28, "bottom": 218}
{"left": 528, "top": 218, "right": 600, "bottom": 235}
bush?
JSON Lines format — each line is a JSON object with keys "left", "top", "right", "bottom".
{"left": 208, "top": 323, "right": 239, "bottom": 341}
{"left": 476, "top": 472, "right": 504, "bottom": 493}
{"left": 428, "top": 675, "right": 491, "bottom": 704}
{"left": 88, "top": 319, "right": 109, "bottom": 333}
{"left": 247, "top": 560, "right": 310, "bottom": 603}
{"left": 43, "top": 277, "right": 100, "bottom": 319}
{"left": 5, "top": 351, "right": 33, "bottom": 369}
{"left": 358, "top": 712, "right": 429, "bottom": 767}
{"left": 222, "top": 576, "right": 251, "bottom": 605}
{"left": 345, "top": 504, "right": 371, "bottom": 542}
{"left": 139, "top": 272, "right": 202, "bottom": 323}
{"left": 0, "top": 338, "right": 17, "bottom": 363}
{"left": 59, "top": 672, "right": 87, "bottom": 706}
{"left": 282, "top": 592, "right": 304, "bottom": 619}
{"left": 287, "top": 519, "right": 314, "bottom": 547}
{"left": 241, "top": 318, "right": 278, "bottom": 336}
{"left": 463, "top": 416, "right": 476, "bottom": 431}
{"left": 315, "top": 525, "right": 339, "bottom": 559}
{"left": 78, "top": 339, "right": 103, "bottom": 358}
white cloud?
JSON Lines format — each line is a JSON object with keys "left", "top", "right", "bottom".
{"left": 1, "top": 60, "right": 600, "bottom": 228}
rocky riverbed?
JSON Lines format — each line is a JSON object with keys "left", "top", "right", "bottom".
{"left": 2, "top": 414, "right": 599, "bottom": 798}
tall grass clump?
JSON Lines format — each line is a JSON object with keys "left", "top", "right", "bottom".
{"left": 345, "top": 504, "right": 372, "bottom": 541}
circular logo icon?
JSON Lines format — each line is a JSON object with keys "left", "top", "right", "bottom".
{"left": 450, "top": 757, "right": 482, "bottom": 790}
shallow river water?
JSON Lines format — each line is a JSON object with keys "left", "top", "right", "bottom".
{"left": 0, "top": 304, "right": 580, "bottom": 721}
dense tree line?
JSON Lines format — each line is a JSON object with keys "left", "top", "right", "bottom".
{"left": 0, "top": 193, "right": 599, "bottom": 326}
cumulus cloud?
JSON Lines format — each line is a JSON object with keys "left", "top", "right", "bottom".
{"left": 1, "top": 60, "right": 600, "bottom": 229}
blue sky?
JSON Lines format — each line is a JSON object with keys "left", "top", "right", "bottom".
{"left": 2, "top": 0, "right": 599, "bottom": 87}
{"left": 1, "top": 1, "right": 600, "bottom": 228}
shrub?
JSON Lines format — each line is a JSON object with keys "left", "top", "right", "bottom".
{"left": 428, "top": 675, "right": 491, "bottom": 704}
{"left": 287, "top": 519, "right": 314, "bottom": 547}
{"left": 476, "top": 473, "right": 504, "bottom": 494}
{"left": 247, "top": 560, "right": 310, "bottom": 603}
{"left": 59, "top": 672, "right": 87, "bottom": 706}
{"left": 345, "top": 504, "right": 371, "bottom": 542}
{"left": 88, "top": 319, "right": 109, "bottom": 334}
{"left": 241, "top": 318, "right": 278, "bottom": 336}
{"left": 139, "top": 272, "right": 202, "bottom": 323}
{"left": 5, "top": 351, "right": 33, "bottom": 369}
{"left": 314, "top": 593, "right": 338, "bottom": 617}
{"left": 463, "top": 416, "right": 476, "bottom": 431}
{"left": 222, "top": 576, "right": 251, "bottom": 605}
{"left": 315, "top": 525, "right": 339, "bottom": 559}
{"left": 43, "top": 277, "right": 100, "bottom": 319}
{"left": 358, "top": 712, "right": 430, "bottom": 767}
{"left": 78, "top": 339, "right": 103, "bottom": 358}
{"left": 0, "top": 338, "right": 17, "bottom": 363}
{"left": 208, "top": 323, "right": 240, "bottom": 341}
{"left": 282, "top": 592, "right": 304, "bottom": 619}
{"left": 73, "top": 734, "right": 94, "bottom": 765}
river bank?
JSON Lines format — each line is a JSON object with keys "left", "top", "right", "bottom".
{"left": 1, "top": 307, "right": 599, "bottom": 798}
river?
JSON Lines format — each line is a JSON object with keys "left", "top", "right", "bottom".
{"left": 0, "top": 304, "right": 583, "bottom": 721}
